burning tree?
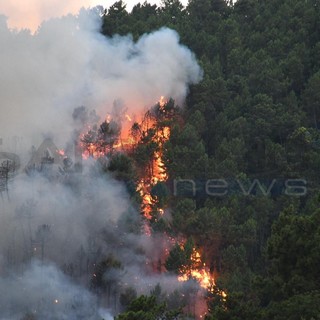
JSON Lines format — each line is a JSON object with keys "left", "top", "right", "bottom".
{"left": 77, "top": 97, "right": 179, "bottom": 222}
{"left": 81, "top": 120, "right": 121, "bottom": 157}
{"left": 130, "top": 98, "right": 180, "bottom": 222}
{"left": 75, "top": 97, "right": 220, "bottom": 318}
{"left": 165, "top": 238, "right": 195, "bottom": 276}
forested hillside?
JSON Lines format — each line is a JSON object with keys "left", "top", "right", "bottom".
{"left": 101, "top": 0, "right": 320, "bottom": 319}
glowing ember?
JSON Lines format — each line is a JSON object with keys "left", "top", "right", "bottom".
{"left": 125, "top": 114, "right": 132, "bottom": 122}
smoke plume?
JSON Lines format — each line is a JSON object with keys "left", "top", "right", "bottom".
{"left": 0, "top": 260, "right": 113, "bottom": 320}
{"left": 0, "top": 164, "right": 190, "bottom": 318}
{"left": 0, "top": 6, "right": 203, "bottom": 319}
{"left": 0, "top": 8, "right": 202, "bottom": 152}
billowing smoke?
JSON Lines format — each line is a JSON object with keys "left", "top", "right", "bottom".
{"left": 0, "top": 6, "right": 203, "bottom": 319}
{"left": 0, "top": 0, "right": 103, "bottom": 31}
{"left": 0, "top": 8, "right": 202, "bottom": 152}
{"left": 0, "top": 163, "right": 189, "bottom": 318}
{"left": 0, "top": 261, "right": 113, "bottom": 320}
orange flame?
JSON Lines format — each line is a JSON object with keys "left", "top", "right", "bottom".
{"left": 159, "top": 96, "right": 166, "bottom": 108}
{"left": 177, "top": 247, "right": 215, "bottom": 292}
{"left": 76, "top": 96, "right": 226, "bottom": 319}
{"left": 137, "top": 96, "right": 170, "bottom": 220}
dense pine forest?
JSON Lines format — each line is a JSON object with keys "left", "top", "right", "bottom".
{"left": 100, "top": 0, "right": 320, "bottom": 319}
{"left": 1, "top": 0, "right": 320, "bottom": 319}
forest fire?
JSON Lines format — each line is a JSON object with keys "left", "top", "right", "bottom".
{"left": 152, "top": 127, "right": 170, "bottom": 184}
{"left": 76, "top": 96, "right": 220, "bottom": 319}
{"left": 0, "top": 5, "right": 216, "bottom": 318}
{"left": 137, "top": 179, "right": 153, "bottom": 219}
{"left": 178, "top": 247, "right": 215, "bottom": 292}
{"left": 139, "top": 126, "right": 170, "bottom": 219}
{"left": 135, "top": 98, "right": 171, "bottom": 223}
{"left": 78, "top": 97, "right": 171, "bottom": 219}
{"left": 176, "top": 246, "right": 228, "bottom": 319}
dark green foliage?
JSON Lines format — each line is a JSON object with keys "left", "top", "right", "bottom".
{"left": 120, "top": 287, "right": 137, "bottom": 309}
{"left": 100, "top": 0, "right": 320, "bottom": 318}
{"left": 267, "top": 207, "right": 320, "bottom": 295}
{"left": 115, "top": 295, "right": 182, "bottom": 320}
{"left": 165, "top": 243, "right": 187, "bottom": 274}
{"left": 91, "top": 255, "right": 122, "bottom": 293}
{"left": 108, "top": 152, "right": 135, "bottom": 181}
{"left": 151, "top": 181, "right": 169, "bottom": 207}
{"left": 165, "top": 238, "right": 194, "bottom": 274}
{"left": 81, "top": 119, "right": 121, "bottom": 155}
{"left": 302, "top": 71, "right": 320, "bottom": 128}
{"left": 102, "top": 1, "right": 129, "bottom": 37}
{"left": 99, "top": 151, "right": 138, "bottom": 197}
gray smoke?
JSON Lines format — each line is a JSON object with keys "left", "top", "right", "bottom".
{"left": 0, "top": 8, "right": 202, "bottom": 152}
{"left": 0, "top": 6, "right": 203, "bottom": 319}
{"left": 0, "top": 260, "right": 113, "bottom": 320}
{"left": 0, "top": 164, "right": 188, "bottom": 318}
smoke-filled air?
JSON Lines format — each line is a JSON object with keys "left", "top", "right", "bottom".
{"left": 3, "top": 0, "right": 317, "bottom": 319}
{"left": 0, "top": 8, "right": 202, "bottom": 151}
{"left": 0, "top": 5, "right": 204, "bottom": 320}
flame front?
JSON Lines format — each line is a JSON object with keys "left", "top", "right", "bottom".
{"left": 178, "top": 247, "right": 215, "bottom": 292}
{"left": 76, "top": 97, "right": 225, "bottom": 319}
{"left": 137, "top": 97, "right": 170, "bottom": 220}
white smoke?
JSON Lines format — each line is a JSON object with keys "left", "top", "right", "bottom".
{"left": 0, "top": 8, "right": 202, "bottom": 152}
{"left": 1, "top": 169, "right": 133, "bottom": 267}
{"left": 0, "top": 6, "right": 203, "bottom": 319}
